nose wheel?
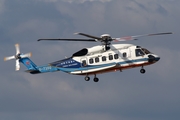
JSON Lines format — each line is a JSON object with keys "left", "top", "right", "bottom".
{"left": 140, "top": 68, "right": 146, "bottom": 74}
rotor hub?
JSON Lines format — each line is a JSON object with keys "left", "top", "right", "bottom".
{"left": 15, "top": 53, "right": 21, "bottom": 59}
{"left": 101, "top": 34, "right": 112, "bottom": 40}
{"left": 100, "top": 34, "right": 112, "bottom": 46}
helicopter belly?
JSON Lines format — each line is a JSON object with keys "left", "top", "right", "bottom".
{"left": 72, "top": 61, "right": 153, "bottom": 75}
{"left": 69, "top": 57, "right": 156, "bottom": 75}
{"left": 70, "top": 63, "right": 118, "bottom": 75}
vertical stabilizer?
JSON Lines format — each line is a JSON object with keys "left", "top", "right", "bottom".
{"left": 19, "top": 57, "right": 37, "bottom": 70}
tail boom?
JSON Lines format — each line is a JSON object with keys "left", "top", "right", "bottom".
{"left": 20, "top": 57, "right": 59, "bottom": 74}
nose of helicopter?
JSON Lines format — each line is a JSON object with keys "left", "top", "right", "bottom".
{"left": 155, "top": 56, "right": 160, "bottom": 61}
{"left": 148, "top": 54, "right": 160, "bottom": 62}
{"left": 154, "top": 54, "right": 160, "bottom": 62}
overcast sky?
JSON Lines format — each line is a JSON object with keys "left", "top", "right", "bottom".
{"left": 1, "top": 0, "right": 180, "bottom": 120}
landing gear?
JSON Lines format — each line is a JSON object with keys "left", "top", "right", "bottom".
{"left": 140, "top": 68, "right": 146, "bottom": 74}
{"left": 93, "top": 77, "right": 99, "bottom": 82}
{"left": 93, "top": 74, "right": 99, "bottom": 82}
{"left": 84, "top": 74, "right": 99, "bottom": 82}
{"left": 85, "top": 76, "right": 90, "bottom": 81}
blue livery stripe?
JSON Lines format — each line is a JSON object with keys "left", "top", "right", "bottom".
{"left": 58, "top": 58, "right": 150, "bottom": 73}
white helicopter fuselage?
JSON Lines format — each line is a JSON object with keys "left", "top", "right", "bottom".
{"left": 4, "top": 32, "right": 171, "bottom": 82}
{"left": 53, "top": 44, "right": 160, "bottom": 75}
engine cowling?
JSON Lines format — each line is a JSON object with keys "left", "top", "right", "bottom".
{"left": 87, "top": 46, "right": 105, "bottom": 55}
{"left": 72, "top": 46, "right": 105, "bottom": 57}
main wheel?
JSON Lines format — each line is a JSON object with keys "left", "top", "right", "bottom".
{"left": 85, "top": 76, "right": 90, "bottom": 81}
{"left": 93, "top": 77, "right": 99, "bottom": 82}
{"left": 140, "top": 69, "right": 146, "bottom": 74}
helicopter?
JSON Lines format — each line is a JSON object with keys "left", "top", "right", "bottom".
{"left": 4, "top": 32, "right": 172, "bottom": 82}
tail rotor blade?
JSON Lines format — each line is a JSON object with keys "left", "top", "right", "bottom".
{"left": 4, "top": 56, "right": 15, "bottom": 61}
{"left": 15, "top": 44, "right": 20, "bottom": 54}
{"left": 16, "top": 59, "right": 20, "bottom": 71}
{"left": 21, "top": 52, "right": 32, "bottom": 58}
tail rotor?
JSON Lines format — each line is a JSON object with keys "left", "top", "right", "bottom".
{"left": 15, "top": 44, "right": 20, "bottom": 55}
{"left": 4, "top": 44, "right": 32, "bottom": 71}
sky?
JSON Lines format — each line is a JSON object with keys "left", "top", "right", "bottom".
{"left": 0, "top": 0, "right": 180, "bottom": 120}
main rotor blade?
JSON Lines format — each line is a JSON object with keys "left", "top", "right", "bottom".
{"left": 15, "top": 44, "right": 20, "bottom": 54}
{"left": 113, "top": 32, "right": 173, "bottom": 42}
{"left": 37, "top": 38, "right": 96, "bottom": 42}
{"left": 74, "top": 32, "right": 102, "bottom": 40}
{"left": 148, "top": 32, "right": 173, "bottom": 36}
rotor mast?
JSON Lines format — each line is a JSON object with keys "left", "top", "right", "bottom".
{"left": 100, "top": 34, "right": 112, "bottom": 50}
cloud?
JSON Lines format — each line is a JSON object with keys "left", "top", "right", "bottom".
{"left": 13, "top": 19, "right": 58, "bottom": 35}
{"left": 38, "top": 0, "right": 112, "bottom": 3}
{"left": 0, "top": 0, "right": 5, "bottom": 14}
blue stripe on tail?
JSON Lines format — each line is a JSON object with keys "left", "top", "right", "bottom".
{"left": 19, "top": 57, "right": 37, "bottom": 70}
{"left": 19, "top": 57, "right": 60, "bottom": 74}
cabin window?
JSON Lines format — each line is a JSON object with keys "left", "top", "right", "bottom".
{"left": 102, "top": 56, "right": 106, "bottom": 61}
{"left": 109, "top": 55, "right": 113, "bottom": 60}
{"left": 122, "top": 52, "right": 127, "bottom": 58}
{"left": 82, "top": 60, "right": 87, "bottom": 67}
{"left": 114, "top": 54, "right": 118, "bottom": 59}
{"left": 95, "top": 57, "right": 99, "bottom": 63}
{"left": 136, "top": 49, "right": 145, "bottom": 56}
{"left": 89, "top": 58, "right": 94, "bottom": 64}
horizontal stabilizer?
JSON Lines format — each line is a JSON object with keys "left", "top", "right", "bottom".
{"left": 25, "top": 70, "right": 41, "bottom": 74}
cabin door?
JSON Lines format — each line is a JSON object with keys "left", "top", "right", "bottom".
{"left": 127, "top": 48, "right": 134, "bottom": 65}
{"left": 121, "top": 48, "right": 133, "bottom": 65}
{"left": 80, "top": 57, "right": 87, "bottom": 67}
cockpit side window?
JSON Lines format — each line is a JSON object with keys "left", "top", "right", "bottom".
{"left": 135, "top": 49, "right": 145, "bottom": 57}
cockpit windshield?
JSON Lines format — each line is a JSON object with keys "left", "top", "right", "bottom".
{"left": 141, "top": 48, "right": 151, "bottom": 54}
{"left": 135, "top": 48, "right": 151, "bottom": 57}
